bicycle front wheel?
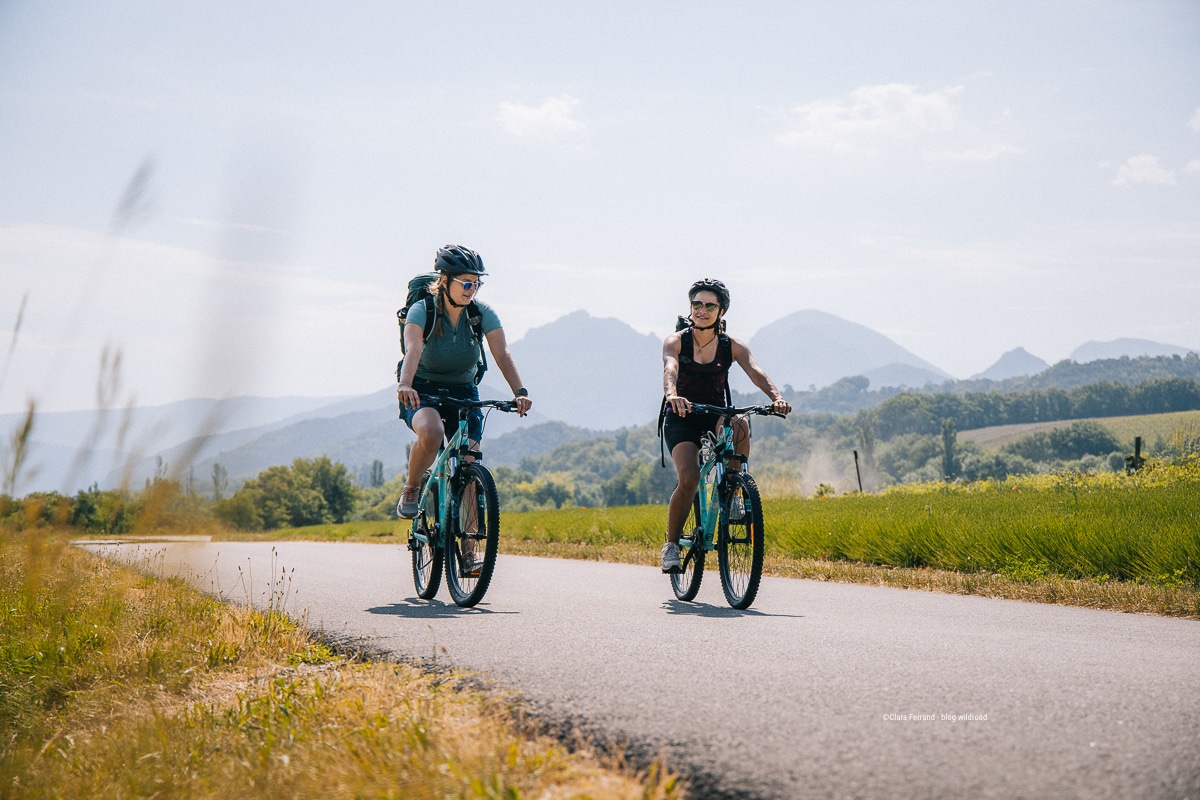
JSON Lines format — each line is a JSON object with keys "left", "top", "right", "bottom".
{"left": 671, "top": 493, "right": 705, "bottom": 601}
{"left": 445, "top": 462, "right": 500, "bottom": 608}
{"left": 717, "top": 471, "right": 764, "bottom": 609}
{"left": 411, "top": 475, "right": 443, "bottom": 600}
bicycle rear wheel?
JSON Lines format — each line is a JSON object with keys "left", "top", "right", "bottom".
{"left": 411, "top": 475, "right": 442, "bottom": 600}
{"left": 717, "top": 472, "right": 764, "bottom": 609}
{"left": 445, "top": 462, "right": 500, "bottom": 608}
{"left": 671, "top": 494, "right": 705, "bottom": 601}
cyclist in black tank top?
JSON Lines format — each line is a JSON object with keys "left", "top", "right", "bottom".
{"left": 659, "top": 279, "right": 791, "bottom": 573}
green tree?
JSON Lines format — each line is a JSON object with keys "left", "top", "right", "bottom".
{"left": 216, "top": 457, "right": 359, "bottom": 530}
{"left": 212, "top": 463, "right": 228, "bottom": 500}
{"left": 370, "top": 459, "right": 384, "bottom": 488}
{"left": 941, "top": 418, "right": 959, "bottom": 480}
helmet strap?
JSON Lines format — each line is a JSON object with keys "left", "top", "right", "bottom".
{"left": 441, "top": 275, "right": 468, "bottom": 309}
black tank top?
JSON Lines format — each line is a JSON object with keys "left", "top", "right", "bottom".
{"left": 676, "top": 328, "right": 732, "bottom": 406}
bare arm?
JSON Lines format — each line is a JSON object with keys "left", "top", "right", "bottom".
{"left": 731, "top": 337, "right": 791, "bottom": 414}
{"left": 662, "top": 332, "right": 692, "bottom": 416}
{"left": 485, "top": 328, "right": 532, "bottom": 416}
{"left": 396, "top": 322, "right": 425, "bottom": 410}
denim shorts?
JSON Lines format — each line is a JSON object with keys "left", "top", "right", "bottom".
{"left": 400, "top": 381, "right": 484, "bottom": 443}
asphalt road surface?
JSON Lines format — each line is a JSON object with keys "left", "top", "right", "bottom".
{"left": 82, "top": 539, "right": 1200, "bottom": 800}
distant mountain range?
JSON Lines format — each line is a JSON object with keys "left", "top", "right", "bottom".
{"left": 970, "top": 348, "right": 1051, "bottom": 381}
{"left": 734, "top": 310, "right": 954, "bottom": 393}
{"left": 1070, "top": 338, "right": 1196, "bottom": 363}
{"left": 3, "top": 309, "right": 1196, "bottom": 496}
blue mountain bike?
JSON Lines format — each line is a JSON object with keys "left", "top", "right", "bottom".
{"left": 671, "top": 403, "right": 781, "bottom": 609}
{"left": 404, "top": 392, "right": 518, "bottom": 607}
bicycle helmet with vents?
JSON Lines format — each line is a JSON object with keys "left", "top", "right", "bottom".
{"left": 434, "top": 245, "right": 486, "bottom": 275}
{"left": 688, "top": 278, "right": 730, "bottom": 311}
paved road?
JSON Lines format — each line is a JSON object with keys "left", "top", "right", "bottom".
{"left": 82, "top": 539, "right": 1200, "bottom": 800}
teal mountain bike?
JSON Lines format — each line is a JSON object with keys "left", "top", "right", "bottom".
{"left": 404, "top": 392, "right": 517, "bottom": 608}
{"left": 671, "top": 403, "right": 782, "bottom": 610}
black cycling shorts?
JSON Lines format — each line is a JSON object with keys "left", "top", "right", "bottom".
{"left": 663, "top": 411, "right": 721, "bottom": 453}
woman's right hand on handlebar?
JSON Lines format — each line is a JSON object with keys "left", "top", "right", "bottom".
{"left": 397, "top": 383, "right": 420, "bottom": 410}
{"left": 667, "top": 394, "right": 692, "bottom": 417}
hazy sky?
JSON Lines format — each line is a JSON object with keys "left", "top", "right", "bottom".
{"left": 2, "top": 1, "right": 1198, "bottom": 414}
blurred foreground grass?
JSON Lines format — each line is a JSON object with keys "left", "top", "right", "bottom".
{"left": 0, "top": 531, "right": 679, "bottom": 799}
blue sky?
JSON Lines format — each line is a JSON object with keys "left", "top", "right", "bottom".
{"left": 1, "top": 0, "right": 1198, "bottom": 414}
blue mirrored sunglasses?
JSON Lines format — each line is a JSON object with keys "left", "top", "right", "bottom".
{"left": 453, "top": 278, "right": 484, "bottom": 291}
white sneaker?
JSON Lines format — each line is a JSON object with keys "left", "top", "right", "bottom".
{"left": 661, "top": 542, "right": 682, "bottom": 574}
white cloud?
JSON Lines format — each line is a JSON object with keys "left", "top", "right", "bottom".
{"left": 1189, "top": 107, "right": 1200, "bottom": 133}
{"left": 775, "top": 83, "right": 962, "bottom": 155}
{"left": 1186, "top": 160, "right": 1200, "bottom": 175}
{"left": 497, "top": 94, "right": 585, "bottom": 140}
{"left": 1112, "top": 154, "right": 1176, "bottom": 186}
{"left": 924, "top": 143, "right": 1024, "bottom": 162}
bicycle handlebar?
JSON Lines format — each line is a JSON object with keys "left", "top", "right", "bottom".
{"left": 686, "top": 402, "right": 787, "bottom": 419}
{"left": 416, "top": 392, "right": 520, "bottom": 413}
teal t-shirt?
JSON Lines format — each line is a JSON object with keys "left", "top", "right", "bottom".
{"left": 405, "top": 299, "right": 502, "bottom": 386}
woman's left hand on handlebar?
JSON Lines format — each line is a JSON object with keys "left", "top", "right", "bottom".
{"left": 771, "top": 397, "right": 791, "bottom": 415}
{"left": 397, "top": 384, "right": 420, "bottom": 410}
{"left": 514, "top": 395, "right": 532, "bottom": 417}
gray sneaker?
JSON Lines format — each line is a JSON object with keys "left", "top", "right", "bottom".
{"left": 396, "top": 484, "right": 419, "bottom": 519}
{"left": 661, "top": 542, "right": 682, "bottom": 574}
{"left": 459, "top": 551, "right": 481, "bottom": 578}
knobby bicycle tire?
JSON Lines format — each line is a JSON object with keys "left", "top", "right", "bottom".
{"left": 411, "top": 475, "right": 443, "bottom": 599}
{"left": 671, "top": 493, "right": 705, "bottom": 601}
{"left": 717, "top": 471, "right": 764, "bottom": 609}
{"left": 445, "top": 462, "right": 501, "bottom": 607}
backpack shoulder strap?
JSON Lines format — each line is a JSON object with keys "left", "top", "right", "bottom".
{"left": 678, "top": 327, "right": 693, "bottom": 365}
{"left": 465, "top": 300, "right": 484, "bottom": 331}
{"left": 719, "top": 333, "right": 733, "bottom": 405}
{"left": 466, "top": 301, "right": 488, "bottom": 385}
{"left": 420, "top": 295, "right": 437, "bottom": 342}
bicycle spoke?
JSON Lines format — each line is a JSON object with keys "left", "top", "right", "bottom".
{"left": 718, "top": 472, "right": 764, "bottom": 609}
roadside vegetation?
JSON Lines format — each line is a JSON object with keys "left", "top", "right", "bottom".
{"left": 0, "top": 529, "right": 680, "bottom": 799}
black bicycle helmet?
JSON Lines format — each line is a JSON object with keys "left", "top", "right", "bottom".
{"left": 434, "top": 244, "right": 486, "bottom": 275}
{"left": 688, "top": 278, "right": 730, "bottom": 311}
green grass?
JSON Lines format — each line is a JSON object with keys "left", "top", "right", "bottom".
{"left": 768, "top": 479, "right": 1199, "bottom": 585}
{"left": 0, "top": 530, "right": 680, "bottom": 799}
{"left": 497, "top": 465, "right": 1200, "bottom": 586}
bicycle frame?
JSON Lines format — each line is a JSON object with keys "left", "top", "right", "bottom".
{"left": 684, "top": 422, "right": 736, "bottom": 553}
{"left": 409, "top": 413, "right": 471, "bottom": 549}
{"left": 408, "top": 392, "right": 503, "bottom": 547}
{"left": 680, "top": 401, "right": 782, "bottom": 551}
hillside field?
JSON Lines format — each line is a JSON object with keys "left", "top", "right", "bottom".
{"left": 958, "top": 408, "right": 1200, "bottom": 450}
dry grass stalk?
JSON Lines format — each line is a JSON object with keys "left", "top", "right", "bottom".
{"left": 2, "top": 532, "right": 682, "bottom": 799}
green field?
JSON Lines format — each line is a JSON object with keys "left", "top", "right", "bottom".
{"left": 959, "top": 408, "right": 1200, "bottom": 450}
{"left": 499, "top": 467, "right": 1200, "bottom": 584}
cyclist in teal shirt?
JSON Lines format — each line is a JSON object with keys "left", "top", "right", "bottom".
{"left": 396, "top": 245, "right": 532, "bottom": 520}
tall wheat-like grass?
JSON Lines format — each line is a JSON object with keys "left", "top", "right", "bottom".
{"left": 0, "top": 531, "right": 681, "bottom": 799}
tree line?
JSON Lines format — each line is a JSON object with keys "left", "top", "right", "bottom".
{"left": 861, "top": 377, "right": 1200, "bottom": 440}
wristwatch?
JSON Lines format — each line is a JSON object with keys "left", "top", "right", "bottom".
{"left": 515, "top": 388, "right": 529, "bottom": 397}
